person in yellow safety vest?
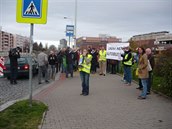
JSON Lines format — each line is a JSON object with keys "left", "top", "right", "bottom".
{"left": 121, "top": 46, "right": 133, "bottom": 86}
{"left": 99, "top": 46, "right": 106, "bottom": 76}
{"left": 78, "top": 49, "right": 92, "bottom": 96}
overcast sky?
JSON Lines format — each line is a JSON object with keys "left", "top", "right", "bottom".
{"left": 0, "top": 0, "right": 172, "bottom": 46}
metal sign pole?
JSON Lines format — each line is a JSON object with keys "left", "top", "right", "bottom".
{"left": 69, "top": 36, "right": 71, "bottom": 47}
{"left": 29, "top": 23, "right": 34, "bottom": 106}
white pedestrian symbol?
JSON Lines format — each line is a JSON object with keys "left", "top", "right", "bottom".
{"left": 24, "top": 1, "right": 39, "bottom": 15}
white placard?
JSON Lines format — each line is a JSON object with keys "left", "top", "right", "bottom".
{"left": 106, "top": 43, "right": 129, "bottom": 60}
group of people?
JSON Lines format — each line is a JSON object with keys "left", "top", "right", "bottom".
{"left": 8, "top": 45, "right": 155, "bottom": 100}
{"left": 37, "top": 47, "right": 80, "bottom": 84}
{"left": 37, "top": 46, "right": 107, "bottom": 96}
{"left": 121, "top": 46, "right": 154, "bottom": 99}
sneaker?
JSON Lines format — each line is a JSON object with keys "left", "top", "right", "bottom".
{"left": 136, "top": 87, "right": 143, "bottom": 90}
{"left": 137, "top": 96, "right": 146, "bottom": 99}
{"left": 147, "top": 92, "right": 151, "bottom": 95}
{"left": 126, "top": 83, "right": 131, "bottom": 86}
{"left": 45, "top": 80, "right": 49, "bottom": 83}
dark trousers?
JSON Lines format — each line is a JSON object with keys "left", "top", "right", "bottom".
{"left": 111, "top": 64, "right": 116, "bottom": 74}
{"left": 10, "top": 67, "right": 18, "bottom": 82}
{"left": 91, "top": 63, "right": 97, "bottom": 72}
{"left": 66, "top": 64, "right": 73, "bottom": 77}
{"left": 138, "top": 78, "right": 143, "bottom": 88}
{"left": 56, "top": 63, "right": 61, "bottom": 73}
{"left": 147, "top": 71, "right": 153, "bottom": 92}
{"left": 80, "top": 71, "right": 90, "bottom": 94}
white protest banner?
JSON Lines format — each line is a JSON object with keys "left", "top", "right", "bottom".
{"left": 106, "top": 43, "right": 129, "bottom": 60}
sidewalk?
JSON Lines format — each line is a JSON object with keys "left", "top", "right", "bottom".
{"left": 34, "top": 73, "right": 172, "bottom": 129}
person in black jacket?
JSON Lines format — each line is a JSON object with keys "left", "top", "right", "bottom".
{"left": 48, "top": 51, "right": 57, "bottom": 80}
{"left": 9, "top": 47, "right": 21, "bottom": 84}
{"left": 65, "top": 47, "right": 74, "bottom": 78}
{"left": 91, "top": 48, "right": 98, "bottom": 74}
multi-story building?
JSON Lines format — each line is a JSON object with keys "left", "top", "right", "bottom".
{"left": 154, "top": 33, "right": 172, "bottom": 50}
{"left": 76, "top": 34, "right": 122, "bottom": 50}
{"left": 0, "top": 30, "right": 14, "bottom": 52}
{"left": 14, "top": 34, "right": 30, "bottom": 51}
{"left": 130, "top": 31, "right": 169, "bottom": 48}
{"left": 0, "top": 28, "right": 29, "bottom": 53}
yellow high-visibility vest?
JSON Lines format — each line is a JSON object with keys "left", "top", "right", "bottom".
{"left": 99, "top": 50, "right": 106, "bottom": 61}
{"left": 78, "top": 54, "right": 92, "bottom": 74}
{"left": 123, "top": 53, "right": 132, "bottom": 66}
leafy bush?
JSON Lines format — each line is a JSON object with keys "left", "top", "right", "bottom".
{"left": 153, "top": 48, "right": 172, "bottom": 97}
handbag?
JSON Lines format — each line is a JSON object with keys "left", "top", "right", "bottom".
{"left": 147, "top": 60, "right": 152, "bottom": 71}
{"left": 135, "top": 68, "right": 139, "bottom": 76}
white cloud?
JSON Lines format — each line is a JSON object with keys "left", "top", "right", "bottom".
{"left": 0, "top": 0, "right": 172, "bottom": 42}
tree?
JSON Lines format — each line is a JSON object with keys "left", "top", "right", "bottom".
{"left": 45, "top": 43, "right": 48, "bottom": 51}
{"left": 33, "top": 42, "right": 39, "bottom": 51}
{"left": 129, "top": 40, "right": 138, "bottom": 52}
{"left": 38, "top": 42, "right": 43, "bottom": 51}
{"left": 49, "top": 45, "right": 57, "bottom": 51}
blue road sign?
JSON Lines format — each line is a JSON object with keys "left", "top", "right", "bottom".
{"left": 66, "top": 25, "right": 74, "bottom": 37}
{"left": 22, "top": 0, "right": 42, "bottom": 18}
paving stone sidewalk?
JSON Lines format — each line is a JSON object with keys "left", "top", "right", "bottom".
{"left": 34, "top": 73, "right": 172, "bottom": 129}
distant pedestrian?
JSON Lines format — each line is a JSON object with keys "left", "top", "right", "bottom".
{"left": 66, "top": 47, "right": 74, "bottom": 78}
{"left": 146, "top": 48, "right": 155, "bottom": 95}
{"left": 79, "top": 49, "right": 92, "bottom": 96}
{"left": 9, "top": 47, "right": 21, "bottom": 84}
{"left": 137, "top": 47, "right": 148, "bottom": 99}
{"left": 37, "top": 49, "right": 49, "bottom": 84}
{"left": 99, "top": 46, "right": 106, "bottom": 76}
{"left": 91, "top": 48, "right": 98, "bottom": 74}
{"left": 48, "top": 51, "right": 57, "bottom": 80}
{"left": 61, "top": 48, "right": 67, "bottom": 73}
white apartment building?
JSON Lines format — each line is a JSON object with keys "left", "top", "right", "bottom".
{"left": 0, "top": 27, "right": 29, "bottom": 52}
{"left": 14, "top": 34, "right": 30, "bottom": 51}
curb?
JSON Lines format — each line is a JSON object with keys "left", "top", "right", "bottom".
{"left": 38, "top": 109, "right": 48, "bottom": 129}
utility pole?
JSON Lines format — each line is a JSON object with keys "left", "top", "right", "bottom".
{"left": 74, "top": 0, "right": 77, "bottom": 47}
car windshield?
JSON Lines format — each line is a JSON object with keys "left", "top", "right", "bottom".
{"left": 5, "top": 57, "right": 27, "bottom": 64}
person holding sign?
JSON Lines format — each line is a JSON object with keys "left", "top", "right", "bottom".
{"left": 78, "top": 49, "right": 92, "bottom": 96}
{"left": 99, "top": 46, "right": 106, "bottom": 76}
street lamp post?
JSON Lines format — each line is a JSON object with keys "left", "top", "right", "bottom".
{"left": 74, "top": 0, "right": 78, "bottom": 47}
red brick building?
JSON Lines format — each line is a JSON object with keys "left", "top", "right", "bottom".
{"left": 76, "top": 35, "right": 122, "bottom": 50}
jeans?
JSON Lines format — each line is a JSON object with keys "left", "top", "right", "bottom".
{"left": 50, "top": 65, "right": 56, "bottom": 79}
{"left": 80, "top": 71, "right": 90, "bottom": 94}
{"left": 140, "top": 79, "right": 148, "bottom": 97}
{"left": 124, "top": 66, "right": 132, "bottom": 83}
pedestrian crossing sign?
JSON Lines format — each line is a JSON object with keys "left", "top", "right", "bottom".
{"left": 16, "top": 0, "right": 48, "bottom": 24}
